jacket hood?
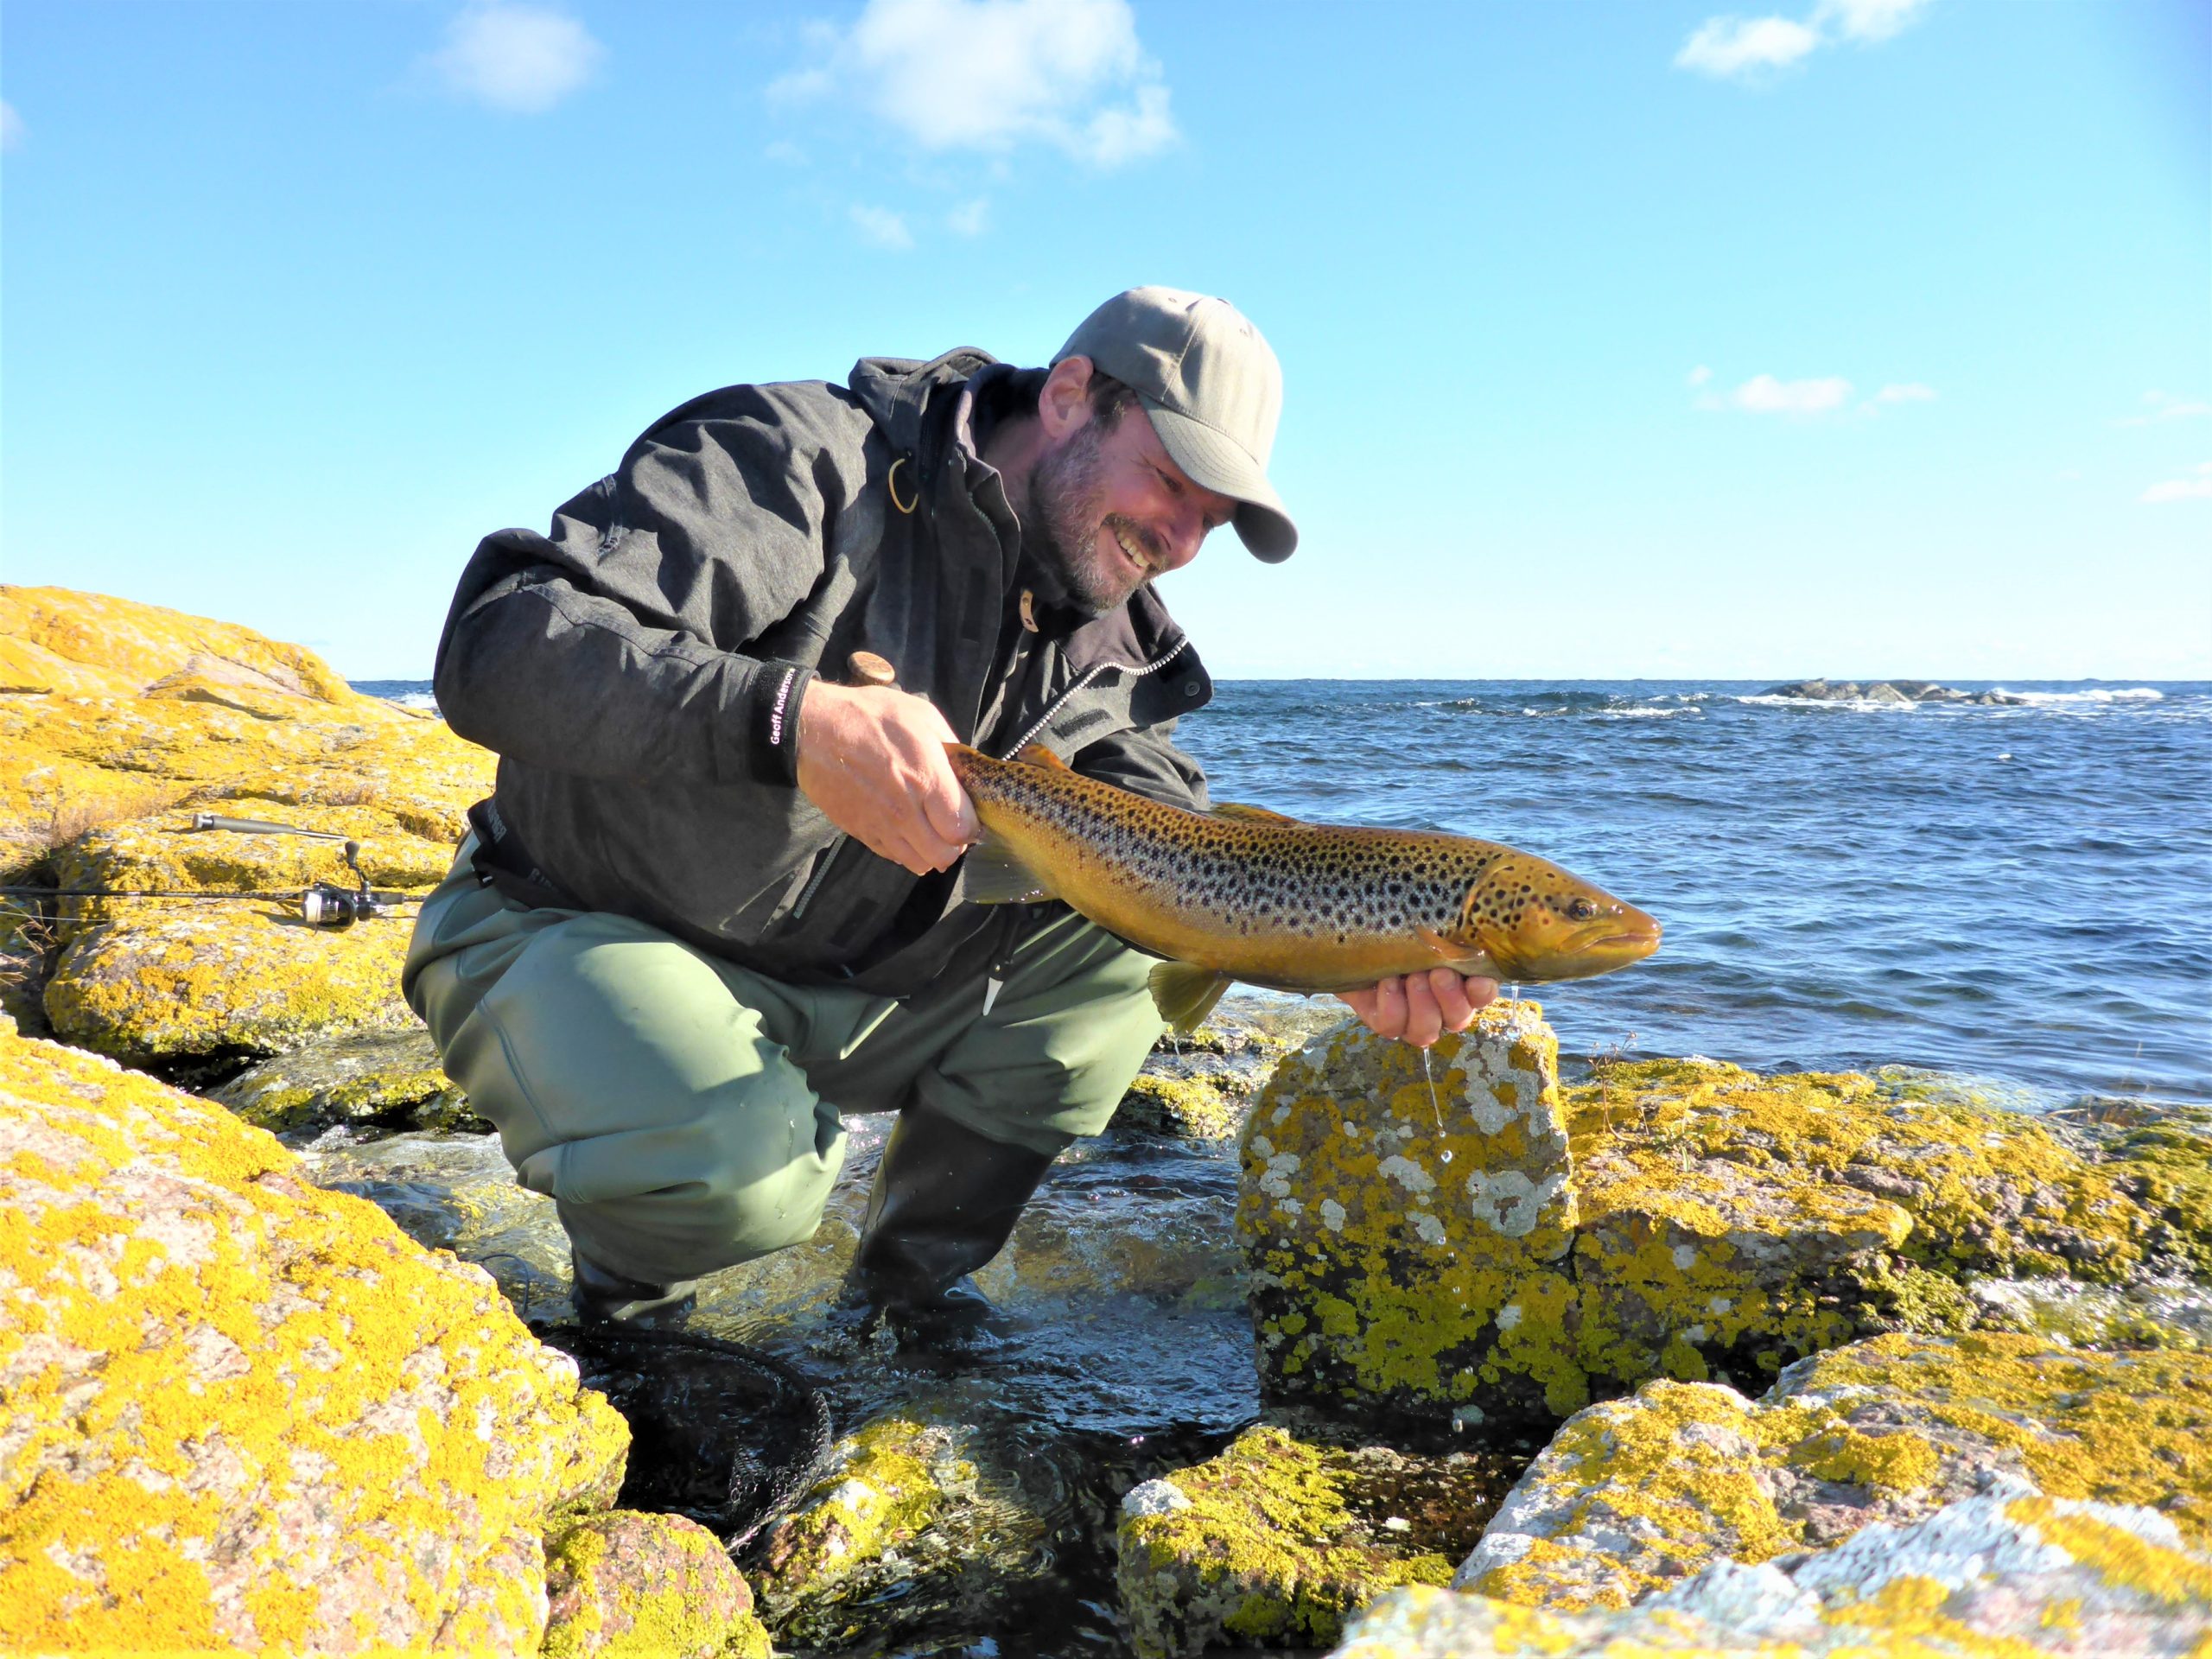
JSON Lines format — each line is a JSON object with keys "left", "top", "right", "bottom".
{"left": 847, "top": 348, "right": 1000, "bottom": 458}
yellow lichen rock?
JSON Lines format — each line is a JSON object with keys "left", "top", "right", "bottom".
{"left": 0, "top": 586, "right": 493, "bottom": 1058}
{"left": 0, "top": 1021, "right": 629, "bottom": 1652}
{"left": 1332, "top": 1493, "right": 2212, "bottom": 1656}
{"left": 1240, "top": 1001, "right": 1582, "bottom": 1427}
{"left": 1117, "top": 1420, "right": 1526, "bottom": 1659}
{"left": 542, "top": 1510, "right": 771, "bottom": 1659}
{"left": 1456, "top": 1331, "right": 2212, "bottom": 1612}
{"left": 1243, "top": 1035, "right": 2211, "bottom": 1434}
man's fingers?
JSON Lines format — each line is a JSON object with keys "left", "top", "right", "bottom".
{"left": 1462, "top": 975, "right": 1500, "bottom": 1012}
{"left": 1402, "top": 972, "right": 1444, "bottom": 1048}
{"left": 1430, "top": 968, "right": 1477, "bottom": 1033}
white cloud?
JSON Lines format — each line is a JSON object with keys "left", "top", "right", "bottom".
{"left": 1817, "top": 0, "right": 1930, "bottom": 42}
{"left": 2117, "top": 390, "right": 2212, "bottom": 427}
{"left": 1872, "top": 382, "right": 1937, "bottom": 404}
{"left": 1, "top": 101, "right": 22, "bottom": 153}
{"left": 425, "top": 2, "right": 603, "bottom": 114}
{"left": 1675, "top": 16, "right": 1821, "bottom": 78}
{"left": 1700, "top": 373, "right": 1854, "bottom": 414}
{"left": 774, "top": 0, "right": 1177, "bottom": 168}
{"left": 946, "top": 197, "right": 990, "bottom": 236}
{"left": 849, "top": 203, "right": 915, "bottom": 250}
{"left": 1675, "top": 0, "right": 1928, "bottom": 81}
{"left": 1688, "top": 365, "right": 1713, "bottom": 387}
{"left": 2140, "top": 461, "right": 2212, "bottom": 504}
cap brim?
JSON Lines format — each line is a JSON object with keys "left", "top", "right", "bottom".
{"left": 1141, "top": 401, "right": 1298, "bottom": 563}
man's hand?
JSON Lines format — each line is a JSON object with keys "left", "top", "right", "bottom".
{"left": 1336, "top": 969, "right": 1499, "bottom": 1047}
{"left": 796, "top": 682, "right": 979, "bottom": 874}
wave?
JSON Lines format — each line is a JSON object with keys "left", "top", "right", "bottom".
{"left": 1732, "top": 694, "right": 1919, "bottom": 712}
{"left": 1988, "top": 687, "right": 2164, "bottom": 704}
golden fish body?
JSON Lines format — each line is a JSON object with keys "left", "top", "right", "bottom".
{"left": 949, "top": 744, "right": 1661, "bottom": 1028}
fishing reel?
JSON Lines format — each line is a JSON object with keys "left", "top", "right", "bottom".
{"left": 188, "top": 813, "right": 391, "bottom": 928}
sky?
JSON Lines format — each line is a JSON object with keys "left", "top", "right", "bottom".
{"left": 3, "top": 0, "right": 2207, "bottom": 681}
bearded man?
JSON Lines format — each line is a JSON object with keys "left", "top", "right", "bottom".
{"left": 404, "top": 287, "right": 1495, "bottom": 1331}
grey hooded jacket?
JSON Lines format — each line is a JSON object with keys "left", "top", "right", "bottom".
{"left": 432, "top": 348, "right": 1215, "bottom": 999}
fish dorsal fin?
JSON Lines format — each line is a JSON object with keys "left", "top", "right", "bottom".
{"left": 1015, "top": 744, "right": 1072, "bottom": 771}
{"left": 1209, "top": 802, "right": 1300, "bottom": 825}
{"left": 1148, "top": 961, "right": 1234, "bottom": 1033}
{"left": 960, "top": 829, "right": 1052, "bottom": 905}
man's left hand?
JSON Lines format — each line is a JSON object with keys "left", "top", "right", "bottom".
{"left": 1336, "top": 969, "right": 1499, "bottom": 1047}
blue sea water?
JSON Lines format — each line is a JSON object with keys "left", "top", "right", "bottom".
{"left": 355, "top": 677, "right": 2212, "bottom": 1107}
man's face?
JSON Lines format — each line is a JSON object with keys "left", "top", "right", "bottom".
{"left": 1027, "top": 393, "right": 1240, "bottom": 616}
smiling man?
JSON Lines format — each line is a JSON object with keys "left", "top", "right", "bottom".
{"left": 404, "top": 287, "right": 1495, "bottom": 1333}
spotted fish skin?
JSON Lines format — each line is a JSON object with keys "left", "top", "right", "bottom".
{"left": 948, "top": 744, "right": 1661, "bottom": 1002}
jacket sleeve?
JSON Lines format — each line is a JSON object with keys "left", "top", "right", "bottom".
{"left": 1074, "top": 719, "right": 1211, "bottom": 813}
{"left": 432, "top": 397, "right": 849, "bottom": 787}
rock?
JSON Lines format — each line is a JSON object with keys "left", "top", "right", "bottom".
{"left": 1115, "top": 1071, "right": 1247, "bottom": 1140}
{"left": 1243, "top": 1043, "right": 2212, "bottom": 1434}
{"left": 1861, "top": 681, "right": 1912, "bottom": 703}
{"left": 1454, "top": 1331, "right": 2212, "bottom": 1611}
{"left": 1240, "top": 1001, "right": 1582, "bottom": 1428}
{"left": 0, "top": 1023, "right": 629, "bottom": 1652}
{"left": 0, "top": 587, "right": 492, "bottom": 1063}
{"left": 542, "top": 1510, "right": 769, "bottom": 1659}
{"left": 1762, "top": 679, "right": 1859, "bottom": 701}
{"left": 1116, "top": 1417, "right": 1527, "bottom": 1658}
{"left": 749, "top": 1414, "right": 1007, "bottom": 1651}
{"left": 1334, "top": 1493, "right": 2212, "bottom": 1656}
{"left": 213, "top": 1025, "right": 483, "bottom": 1136}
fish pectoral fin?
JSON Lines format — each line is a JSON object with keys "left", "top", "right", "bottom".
{"left": 1148, "top": 960, "right": 1235, "bottom": 1033}
{"left": 1209, "top": 802, "right": 1301, "bottom": 825}
{"left": 1416, "top": 926, "right": 1502, "bottom": 980}
{"left": 959, "top": 830, "right": 1052, "bottom": 905}
{"left": 1014, "top": 743, "right": 1073, "bottom": 771}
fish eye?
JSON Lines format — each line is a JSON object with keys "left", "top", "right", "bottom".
{"left": 1567, "top": 898, "right": 1599, "bottom": 921}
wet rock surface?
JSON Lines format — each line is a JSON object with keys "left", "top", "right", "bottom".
{"left": 213, "top": 1024, "right": 482, "bottom": 1135}
{"left": 1335, "top": 1494, "right": 2212, "bottom": 1656}
{"left": 1116, "top": 1413, "right": 1534, "bottom": 1658}
{"left": 0, "top": 1020, "right": 628, "bottom": 1653}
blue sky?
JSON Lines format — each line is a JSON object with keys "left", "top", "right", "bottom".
{"left": 3, "top": 0, "right": 2206, "bottom": 680}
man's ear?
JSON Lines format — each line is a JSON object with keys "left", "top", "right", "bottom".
{"left": 1037, "top": 355, "right": 1096, "bottom": 442}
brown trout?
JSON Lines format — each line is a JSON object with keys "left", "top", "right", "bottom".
{"left": 949, "top": 743, "right": 1662, "bottom": 1031}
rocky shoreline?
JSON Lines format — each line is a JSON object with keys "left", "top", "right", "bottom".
{"left": 1761, "top": 677, "right": 2025, "bottom": 705}
{"left": 3, "top": 587, "right": 2207, "bottom": 1656}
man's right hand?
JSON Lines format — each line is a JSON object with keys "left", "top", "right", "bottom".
{"left": 795, "top": 681, "right": 980, "bottom": 874}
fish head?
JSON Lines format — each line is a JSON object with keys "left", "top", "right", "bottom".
{"left": 1451, "top": 854, "right": 1662, "bottom": 982}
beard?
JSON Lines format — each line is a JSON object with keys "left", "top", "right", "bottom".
{"left": 1024, "top": 416, "right": 1167, "bottom": 617}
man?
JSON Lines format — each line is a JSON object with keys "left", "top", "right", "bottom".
{"left": 404, "top": 287, "right": 1494, "bottom": 1331}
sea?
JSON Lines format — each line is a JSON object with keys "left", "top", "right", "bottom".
{"left": 354, "top": 677, "right": 2212, "bottom": 1109}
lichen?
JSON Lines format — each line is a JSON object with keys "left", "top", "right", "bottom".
{"left": 1115, "top": 1071, "right": 1243, "bottom": 1140}
{"left": 542, "top": 1510, "right": 769, "bottom": 1659}
{"left": 0, "top": 1025, "right": 627, "bottom": 1651}
{"left": 1117, "top": 1425, "right": 1465, "bottom": 1657}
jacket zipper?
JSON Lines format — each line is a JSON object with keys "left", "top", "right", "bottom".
{"left": 790, "top": 637, "right": 1190, "bottom": 925}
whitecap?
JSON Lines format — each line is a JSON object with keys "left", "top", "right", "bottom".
{"left": 1988, "top": 687, "right": 2164, "bottom": 704}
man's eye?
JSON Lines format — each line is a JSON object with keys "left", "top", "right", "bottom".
{"left": 1155, "top": 467, "right": 1181, "bottom": 494}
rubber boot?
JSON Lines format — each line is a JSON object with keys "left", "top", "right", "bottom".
{"left": 569, "top": 1246, "right": 698, "bottom": 1327}
{"left": 849, "top": 1103, "right": 1057, "bottom": 1347}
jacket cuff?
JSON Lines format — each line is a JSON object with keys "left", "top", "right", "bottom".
{"left": 734, "top": 660, "right": 817, "bottom": 785}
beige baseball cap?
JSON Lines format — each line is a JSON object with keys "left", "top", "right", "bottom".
{"left": 1053, "top": 286, "right": 1296, "bottom": 562}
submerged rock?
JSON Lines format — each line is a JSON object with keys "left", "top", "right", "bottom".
{"left": 1455, "top": 1331, "right": 2212, "bottom": 1611}
{"left": 543, "top": 1510, "right": 770, "bottom": 1659}
{"left": 749, "top": 1413, "right": 1016, "bottom": 1651}
{"left": 1116, "top": 1416, "right": 1527, "bottom": 1658}
{"left": 213, "top": 1024, "right": 482, "bottom": 1136}
{"left": 0, "top": 1021, "right": 628, "bottom": 1652}
{"left": 1243, "top": 1032, "right": 2212, "bottom": 1434}
{"left": 1335, "top": 1493, "right": 2212, "bottom": 1656}
{"left": 0, "top": 586, "right": 490, "bottom": 1064}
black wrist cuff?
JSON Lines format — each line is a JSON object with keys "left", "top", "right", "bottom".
{"left": 745, "top": 661, "right": 817, "bottom": 786}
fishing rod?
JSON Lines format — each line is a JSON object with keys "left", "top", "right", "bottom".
{"left": 0, "top": 813, "right": 421, "bottom": 928}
